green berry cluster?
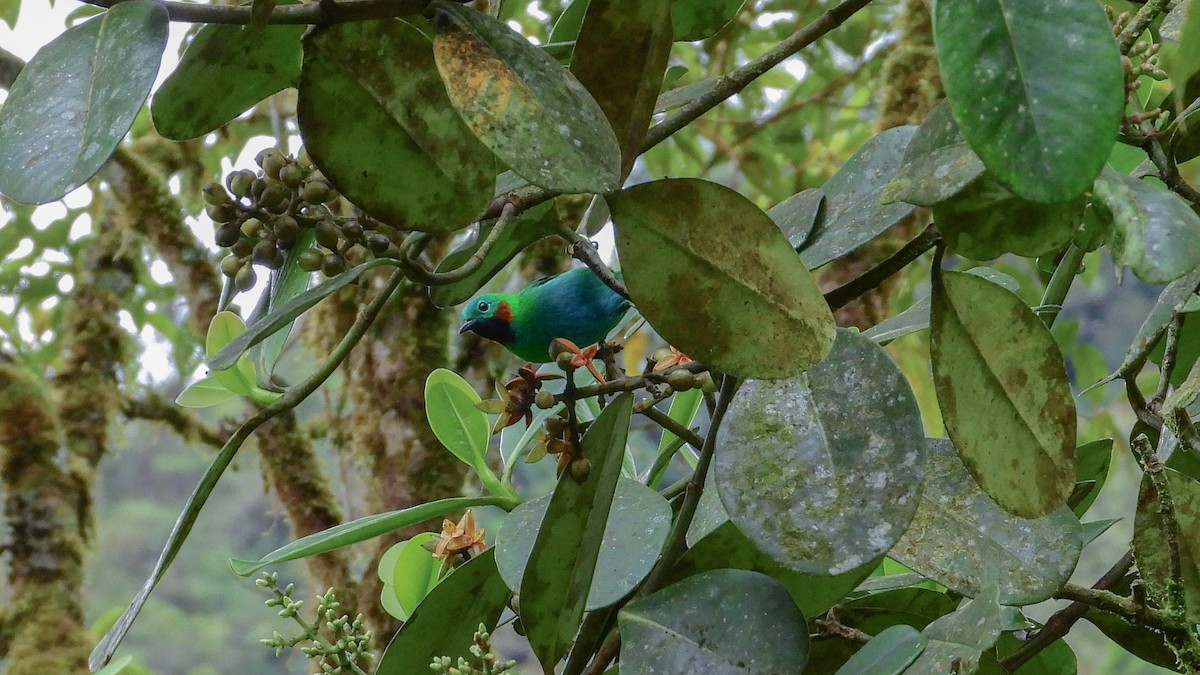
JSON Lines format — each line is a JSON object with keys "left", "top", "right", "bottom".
{"left": 256, "top": 572, "right": 374, "bottom": 674}
{"left": 203, "top": 148, "right": 401, "bottom": 292}
{"left": 429, "top": 623, "right": 517, "bottom": 675}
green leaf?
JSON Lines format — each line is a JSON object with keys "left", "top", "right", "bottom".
{"left": 1163, "top": 1, "right": 1200, "bottom": 109}
{"left": 205, "top": 311, "right": 257, "bottom": 397}
{"left": 609, "top": 177, "right": 835, "bottom": 379}
{"left": 375, "top": 550, "right": 512, "bottom": 675}
{"left": 253, "top": 228, "right": 315, "bottom": 382}
{"left": 671, "top": 521, "right": 878, "bottom": 620}
{"left": 1091, "top": 167, "right": 1200, "bottom": 284}
{"left": 618, "top": 569, "right": 808, "bottom": 673}
{"left": 151, "top": 21, "right": 302, "bottom": 140}
{"left": 0, "top": 1, "right": 168, "bottom": 204}
{"left": 1082, "top": 608, "right": 1178, "bottom": 670}
{"left": 548, "top": 0, "right": 589, "bottom": 43}
{"left": 768, "top": 187, "right": 824, "bottom": 249}
{"left": 430, "top": 0, "right": 621, "bottom": 194}
{"left": 715, "top": 330, "right": 926, "bottom": 574}
{"left": 209, "top": 257, "right": 395, "bottom": 371}
{"left": 933, "top": 0, "right": 1123, "bottom": 202}
{"left": 802, "top": 126, "right": 918, "bottom": 269}
{"left": 425, "top": 368, "right": 503, "bottom": 495}
{"left": 1071, "top": 438, "right": 1113, "bottom": 517}
{"left": 671, "top": 0, "right": 746, "bottom": 41}
{"left": 1133, "top": 467, "right": 1200, "bottom": 623}
{"left": 906, "top": 586, "right": 1004, "bottom": 674}
{"left": 933, "top": 174, "right": 1086, "bottom": 260}
{"left": 299, "top": 19, "right": 493, "bottom": 232}
{"left": 930, "top": 269, "right": 1076, "bottom": 517}
{"left": 496, "top": 478, "right": 669, "bottom": 610}
{"left": 882, "top": 99, "right": 986, "bottom": 207}
{"left": 0, "top": 0, "right": 18, "bottom": 29}
{"left": 378, "top": 532, "right": 441, "bottom": 620}
{"left": 428, "top": 201, "right": 562, "bottom": 309}
{"left": 1107, "top": 266, "right": 1200, "bottom": 381}
{"left": 173, "top": 376, "right": 236, "bottom": 409}
{"left": 834, "top": 625, "right": 926, "bottom": 675}
{"left": 891, "top": 439, "right": 1083, "bottom": 605}
{"left": 571, "top": 0, "right": 672, "bottom": 179}
{"left": 94, "top": 655, "right": 135, "bottom": 675}
{"left": 229, "top": 495, "right": 506, "bottom": 576}
{"left": 251, "top": 0, "right": 277, "bottom": 30}
{"left": 519, "top": 393, "right": 633, "bottom": 670}
{"left": 984, "top": 630, "right": 1077, "bottom": 675}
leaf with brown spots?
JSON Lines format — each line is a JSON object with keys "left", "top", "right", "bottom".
{"left": 298, "top": 20, "right": 494, "bottom": 232}
{"left": 607, "top": 177, "right": 835, "bottom": 379}
{"left": 930, "top": 268, "right": 1076, "bottom": 518}
{"left": 430, "top": 0, "right": 621, "bottom": 194}
{"left": 1132, "top": 467, "right": 1200, "bottom": 624}
{"left": 570, "top": 0, "right": 672, "bottom": 179}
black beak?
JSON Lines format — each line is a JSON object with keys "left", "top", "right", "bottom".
{"left": 458, "top": 319, "right": 479, "bottom": 335}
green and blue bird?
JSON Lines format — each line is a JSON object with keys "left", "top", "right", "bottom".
{"left": 458, "top": 266, "right": 631, "bottom": 363}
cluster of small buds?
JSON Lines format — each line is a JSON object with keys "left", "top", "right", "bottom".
{"left": 256, "top": 572, "right": 374, "bottom": 674}
{"left": 203, "top": 148, "right": 403, "bottom": 292}
{"left": 429, "top": 624, "right": 517, "bottom": 675}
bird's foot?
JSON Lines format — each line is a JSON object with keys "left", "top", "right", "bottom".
{"left": 552, "top": 338, "right": 606, "bottom": 384}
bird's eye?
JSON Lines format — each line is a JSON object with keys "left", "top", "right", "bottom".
{"left": 477, "top": 301, "right": 490, "bottom": 312}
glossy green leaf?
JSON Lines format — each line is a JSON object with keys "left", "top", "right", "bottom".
{"left": 428, "top": 201, "right": 561, "bottom": 309}
{"left": 802, "top": 126, "right": 917, "bottom": 269}
{"left": 209, "top": 257, "right": 395, "bottom": 371}
{"left": 609, "top": 177, "right": 835, "bottom": 379}
{"left": 205, "top": 311, "right": 257, "bottom": 397}
{"left": 1163, "top": 1, "right": 1200, "bottom": 106}
{"left": 1107, "top": 266, "right": 1200, "bottom": 381}
{"left": 930, "top": 269, "right": 1076, "bottom": 517}
{"left": 378, "top": 532, "right": 441, "bottom": 620}
{"left": 618, "top": 570, "right": 808, "bottom": 673}
{"left": 1082, "top": 608, "right": 1178, "bottom": 670}
{"left": 1133, "top": 467, "right": 1200, "bottom": 623}
{"left": 375, "top": 550, "right": 511, "bottom": 675}
{"left": 906, "top": 586, "right": 1003, "bottom": 674}
{"left": 94, "top": 655, "right": 134, "bottom": 675}
{"left": 151, "top": 21, "right": 303, "bottom": 140}
{"left": 671, "top": 521, "right": 878, "bottom": 620}
{"left": 834, "top": 625, "right": 926, "bottom": 675}
{"left": 882, "top": 100, "right": 985, "bottom": 207}
{"left": 0, "top": 0, "right": 18, "bottom": 29}
{"left": 1071, "top": 438, "right": 1113, "bottom": 517}
{"left": 891, "top": 439, "right": 1083, "bottom": 605}
{"left": 933, "top": 0, "right": 1122, "bottom": 202}
{"left": 0, "top": 1, "right": 168, "bottom": 204}
{"left": 983, "top": 630, "right": 1077, "bottom": 675}
{"left": 299, "top": 19, "right": 493, "bottom": 232}
{"left": 549, "top": 0, "right": 589, "bottom": 43}
{"left": 571, "top": 0, "right": 671, "bottom": 179}
{"left": 864, "top": 268, "right": 1019, "bottom": 344}
{"left": 715, "top": 329, "right": 926, "bottom": 575}
{"left": 229, "top": 495, "right": 506, "bottom": 576}
{"left": 431, "top": 0, "right": 621, "bottom": 194}
{"left": 173, "top": 376, "right": 236, "bottom": 409}
{"left": 253, "top": 228, "right": 315, "bottom": 382}
{"left": 424, "top": 368, "right": 495, "bottom": 487}
{"left": 768, "top": 187, "right": 824, "bottom": 249}
{"left": 934, "top": 174, "right": 1086, "bottom": 260}
{"left": 1091, "top": 167, "right": 1200, "bottom": 284}
{"left": 519, "top": 393, "right": 633, "bottom": 671}
{"left": 496, "top": 478, "right": 669, "bottom": 610}
{"left": 671, "top": 0, "right": 746, "bottom": 41}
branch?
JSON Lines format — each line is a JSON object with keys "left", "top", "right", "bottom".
{"left": 1116, "top": 0, "right": 1173, "bottom": 54}
{"left": 1132, "top": 434, "right": 1186, "bottom": 600}
{"left": 558, "top": 223, "right": 631, "bottom": 301}
{"left": 123, "top": 391, "right": 225, "bottom": 448}
{"left": 80, "top": 0, "right": 428, "bottom": 25}
{"left": 553, "top": 361, "right": 708, "bottom": 403}
{"left": 823, "top": 224, "right": 940, "bottom": 311}
{"left": 1053, "top": 583, "right": 1175, "bottom": 632}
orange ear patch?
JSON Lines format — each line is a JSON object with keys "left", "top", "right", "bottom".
{"left": 496, "top": 301, "right": 513, "bottom": 322}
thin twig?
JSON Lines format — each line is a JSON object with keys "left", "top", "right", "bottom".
{"left": 640, "top": 406, "right": 705, "bottom": 452}
{"left": 558, "top": 223, "right": 630, "bottom": 301}
{"left": 554, "top": 361, "right": 709, "bottom": 404}
{"left": 1053, "top": 583, "right": 1175, "bottom": 632}
{"left": 824, "top": 224, "right": 940, "bottom": 311}
{"left": 1116, "top": 0, "right": 1174, "bottom": 54}
{"left": 1153, "top": 315, "right": 1183, "bottom": 408}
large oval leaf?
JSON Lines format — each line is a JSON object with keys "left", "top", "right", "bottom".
{"left": 496, "top": 478, "right": 670, "bottom": 610}
{"left": 375, "top": 550, "right": 512, "bottom": 675}
{"left": 519, "top": 393, "right": 633, "bottom": 671}
{"left": 424, "top": 368, "right": 490, "bottom": 471}
{"left": 930, "top": 269, "right": 1076, "bottom": 518}
{"left": 151, "top": 21, "right": 303, "bottom": 140}
{"left": 571, "top": 0, "right": 672, "bottom": 179}
{"left": 299, "top": 19, "right": 493, "bottom": 232}
{"left": 1133, "top": 467, "right": 1200, "bottom": 623}
{"left": 431, "top": 0, "right": 621, "bottom": 194}
{"left": 1091, "top": 167, "right": 1200, "bottom": 285}
{"left": 0, "top": 0, "right": 168, "bottom": 204}
{"left": 801, "top": 126, "right": 918, "bottom": 269}
{"left": 881, "top": 100, "right": 985, "bottom": 208}
{"left": 890, "top": 439, "right": 1083, "bottom": 605}
{"left": 715, "top": 329, "right": 926, "bottom": 575}
{"left": 608, "top": 178, "right": 835, "bottom": 379}
{"left": 834, "top": 625, "right": 926, "bottom": 675}
{"left": 618, "top": 569, "right": 808, "bottom": 673}
{"left": 933, "top": 174, "right": 1086, "bottom": 260}
{"left": 933, "top": 0, "right": 1123, "bottom": 202}
{"left": 768, "top": 187, "right": 823, "bottom": 249}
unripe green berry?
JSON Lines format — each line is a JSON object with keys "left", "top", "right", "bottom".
{"left": 698, "top": 371, "right": 717, "bottom": 394}
{"left": 279, "top": 163, "right": 305, "bottom": 189}
{"left": 253, "top": 240, "right": 277, "bottom": 266}
{"left": 215, "top": 222, "right": 241, "bottom": 248}
{"left": 555, "top": 350, "right": 575, "bottom": 370}
{"left": 535, "top": 390, "right": 555, "bottom": 409}
{"left": 235, "top": 263, "right": 257, "bottom": 291}
{"left": 366, "top": 233, "right": 391, "bottom": 254}
{"left": 298, "top": 249, "right": 323, "bottom": 272}
{"left": 226, "top": 169, "right": 257, "bottom": 199}
{"left": 220, "top": 254, "right": 243, "bottom": 277}
{"left": 322, "top": 253, "right": 346, "bottom": 276}
{"left": 241, "top": 217, "right": 264, "bottom": 238}
{"left": 569, "top": 457, "right": 592, "bottom": 482}
{"left": 202, "top": 182, "right": 231, "bottom": 205}
{"left": 667, "top": 368, "right": 694, "bottom": 391}
{"left": 301, "top": 180, "right": 335, "bottom": 204}
{"left": 231, "top": 237, "right": 254, "bottom": 257}
{"left": 259, "top": 183, "right": 290, "bottom": 213}
{"left": 256, "top": 148, "right": 287, "bottom": 179}
{"left": 272, "top": 215, "right": 299, "bottom": 242}
{"left": 544, "top": 415, "right": 567, "bottom": 434}
{"left": 251, "top": 177, "right": 267, "bottom": 199}
{"left": 315, "top": 220, "right": 340, "bottom": 249}
{"left": 341, "top": 220, "right": 364, "bottom": 242}
{"left": 206, "top": 203, "right": 237, "bottom": 224}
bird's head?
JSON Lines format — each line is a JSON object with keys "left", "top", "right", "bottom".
{"left": 459, "top": 294, "right": 516, "bottom": 345}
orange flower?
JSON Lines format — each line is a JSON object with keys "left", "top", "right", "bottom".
{"left": 653, "top": 346, "right": 692, "bottom": 372}
{"left": 433, "top": 510, "right": 487, "bottom": 561}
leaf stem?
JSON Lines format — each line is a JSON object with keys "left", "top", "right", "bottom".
{"left": 1036, "top": 243, "right": 1084, "bottom": 327}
